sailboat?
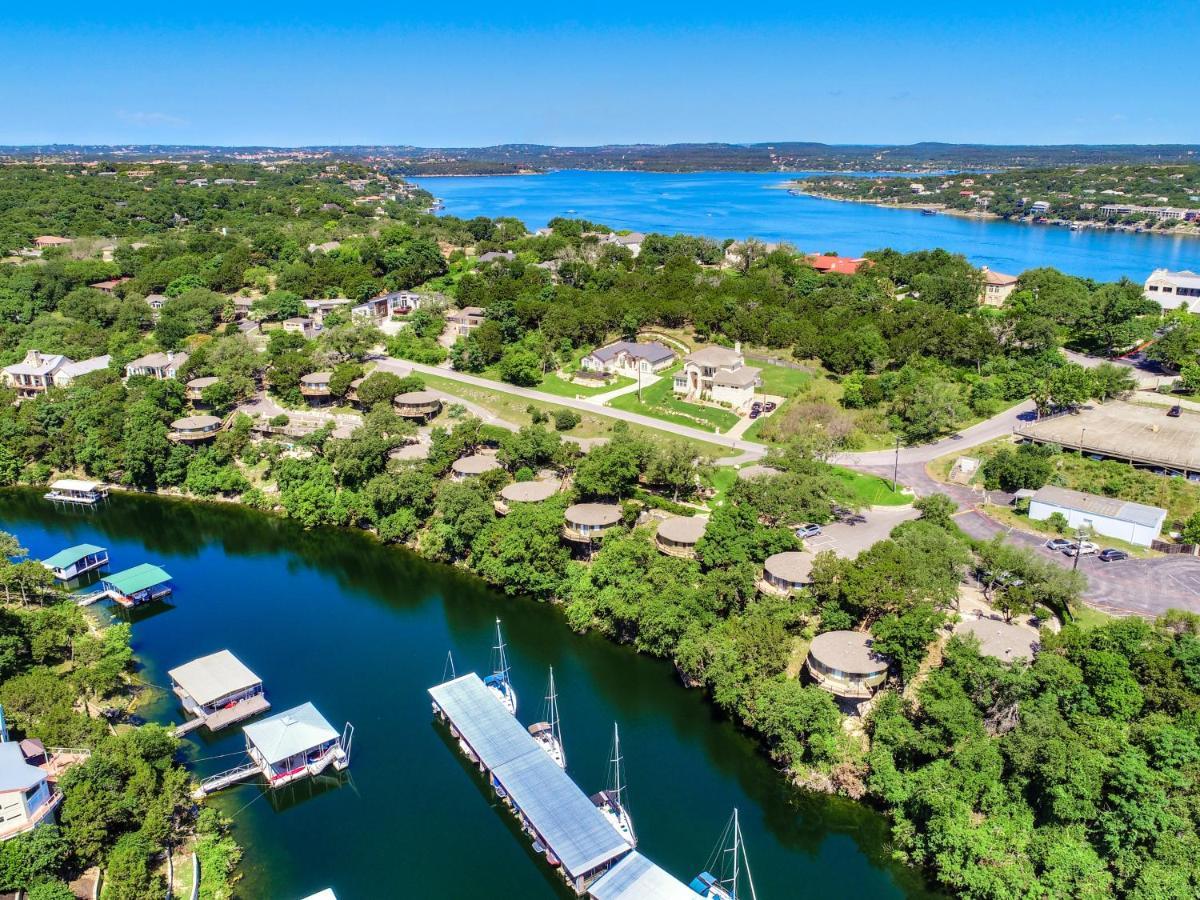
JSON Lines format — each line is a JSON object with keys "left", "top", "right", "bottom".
{"left": 527, "top": 667, "right": 566, "bottom": 769}
{"left": 483, "top": 618, "right": 517, "bottom": 715}
{"left": 590, "top": 722, "right": 637, "bottom": 847}
{"left": 689, "top": 809, "right": 758, "bottom": 900}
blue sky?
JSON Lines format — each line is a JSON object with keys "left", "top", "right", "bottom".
{"left": 2, "top": 2, "right": 1197, "bottom": 147}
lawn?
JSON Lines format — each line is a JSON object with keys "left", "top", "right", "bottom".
{"left": 418, "top": 372, "right": 726, "bottom": 458}
{"left": 705, "top": 466, "right": 739, "bottom": 508}
{"left": 832, "top": 465, "right": 912, "bottom": 507}
{"left": 607, "top": 367, "right": 740, "bottom": 433}
{"left": 537, "top": 371, "right": 634, "bottom": 398}
{"left": 754, "top": 363, "right": 812, "bottom": 398}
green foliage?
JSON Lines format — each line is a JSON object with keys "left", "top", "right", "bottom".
{"left": 981, "top": 443, "right": 1055, "bottom": 492}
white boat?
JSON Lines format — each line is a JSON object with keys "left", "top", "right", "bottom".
{"left": 483, "top": 618, "right": 517, "bottom": 715}
{"left": 527, "top": 666, "right": 566, "bottom": 769}
{"left": 689, "top": 809, "right": 758, "bottom": 900}
{"left": 590, "top": 722, "right": 637, "bottom": 847}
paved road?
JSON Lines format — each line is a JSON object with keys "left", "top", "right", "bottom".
{"left": 379, "top": 357, "right": 769, "bottom": 461}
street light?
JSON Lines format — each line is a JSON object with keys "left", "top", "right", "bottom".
{"left": 1073, "top": 519, "right": 1093, "bottom": 572}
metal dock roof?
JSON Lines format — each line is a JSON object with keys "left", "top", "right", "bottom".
{"left": 588, "top": 851, "right": 697, "bottom": 899}
{"left": 430, "top": 674, "right": 631, "bottom": 880}
{"left": 103, "top": 563, "right": 171, "bottom": 595}
{"left": 42, "top": 543, "right": 105, "bottom": 569}
{"left": 243, "top": 702, "right": 338, "bottom": 765}
{"left": 168, "top": 650, "right": 262, "bottom": 707}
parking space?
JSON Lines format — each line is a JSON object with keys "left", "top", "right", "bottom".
{"left": 802, "top": 505, "right": 919, "bottom": 560}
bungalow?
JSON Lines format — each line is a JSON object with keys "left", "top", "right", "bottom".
{"left": 185, "top": 376, "right": 219, "bottom": 403}
{"left": 33, "top": 236, "right": 72, "bottom": 249}
{"left": 655, "top": 516, "right": 706, "bottom": 559}
{"left": 41, "top": 543, "right": 109, "bottom": 581}
{"left": 806, "top": 255, "right": 867, "bottom": 275}
{"left": 494, "top": 479, "right": 560, "bottom": 515}
{"left": 282, "top": 317, "right": 321, "bottom": 339}
{"left": 0, "top": 742, "right": 60, "bottom": 841}
{"left": 758, "top": 551, "right": 812, "bottom": 597}
{"left": 805, "top": 630, "right": 890, "bottom": 702}
{"left": 673, "top": 344, "right": 761, "bottom": 411}
{"left": 1143, "top": 268, "right": 1200, "bottom": 314}
{"left": 55, "top": 355, "right": 111, "bottom": 388}
{"left": 89, "top": 277, "right": 131, "bottom": 294}
{"left": 144, "top": 294, "right": 167, "bottom": 315}
{"left": 169, "top": 415, "right": 223, "bottom": 443}
{"left": 979, "top": 267, "right": 1019, "bottom": 307}
{"left": 450, "top": 454, "right": 501, "bottom": 480}
{"left": 125, "top": 351, "right": 189, "bottom": 380}
{"left": 303, "top": 298, "right": 354, "bottom": 324}
{"left": 448, "top": 306, "right": 486, "bottom": 337}
{"left": 393, "top": 390, "right": 442, "bottom": 421}
{"left": 562, "top": 503, "right": 622, "bottom": 546}
{"left": 299, "top": 372, "right": 333, "bottom": 402}
{"left": 599, "top": 231, "right": 645, "bottom": 256}
{"left": 580, "top": 341, "right": 675, "bottom": 377}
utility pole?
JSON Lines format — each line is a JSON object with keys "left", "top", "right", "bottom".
{"left": 892, "top": 436, "right": 901, "bottom": 493}
{"left": 1072, "top": 520, "right": 1093, "bottom": 573}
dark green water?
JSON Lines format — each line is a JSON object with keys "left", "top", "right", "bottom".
{"left": 1, "top": 490, "right": 940, "bottom": 899}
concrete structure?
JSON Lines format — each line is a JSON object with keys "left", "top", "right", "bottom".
{"left": 299, "top": 372, "right": 333, "bottom": 402}
{"left": 125, "top": 351, "right": 188, "bottom": 380}
{"left": 805, "top": 630, "right": 890, "bottom": 699}
{"left": 495, "top": 479, "right": 560, "bottom": 514}
{"left": 954, "top": 618, "right": 1038, "bottom": 663}
{"left": 980, "top": 267, "right": 1019, "bottom": 307}
{"left": 451, "top": 453, "right": 501, "bottom": 480}
{"left": 1143, "top": 268, "right": 1200, "bottom": 314}
{"left": 673, "top": 344, "right": 761, "bottom": 411}
{"left": 759, "top": 551, "right": 812, "bottom": 596}
{"left": 169, "top": 414, "right": 223, "bottom": 443}
{"left": 580, "top": 341, "right": 675, "bottom": 377}
{"left": 1028, "top": 485, "right": 1166, "bottom": 547}
{"left": 1015, "top": 401, "right": 1200, "bottom": 477}
{"left": 563, "top": 503, "right": 622, "bottom": 545}
{"left": 393, "top": 390, "right": 442, "bottom": 421}
{"left": 654, "top": 516, "right": 706, "bottom": 558}
{"left": 0, "top": 742, "right": 59, "bottom": 841}
{"left": 448, "top": 306, "right": 486, "bottom": 337}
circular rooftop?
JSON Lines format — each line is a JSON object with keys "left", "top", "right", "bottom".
{"left": 656, "top": 516, "right": 707, "bottom": 545}
{"left": 500, "top": 480, "right": 559, "bottom": 503}
{"left": 394, "top": 390, "right": 441, "bottom": 405}
{"left": 809, "top": 631, "right": 889, "bottom": 676}
{"left": 565, "top": 503, "right": 622, "bottom": 527}
{"left": 737, "top": 465, "right": 782, "bottom": 482}
{"left": 452, "top": 454, "right": 501, "bottom": 476}
{"left": 187, "top": 376, "right": 218, "bottom": 389}
{"left": 954, "top": 618, "right": 1039, "bottom": 662}
{"left": 763, "top": 551, "right": 812, "bottom": 585}
{"left": 301, "top": 372, "right": 332, "bottom": 383}
{"left": 171, "top": 415, "right": 221, "bottom": 430}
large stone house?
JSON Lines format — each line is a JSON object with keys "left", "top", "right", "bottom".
{"left": 124, "top": 351, "right": 189, "bottom": 380}
{"left": 580, "top": 340, "right": 675, "bottom": 376}
{"left": 2, "top": 351, "right": 111, "bottom": 399}
{"left": 673, "top": 344, "right": 761, "bottom": 410}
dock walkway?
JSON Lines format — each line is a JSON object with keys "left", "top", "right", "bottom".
{"left": 173, "top": 694, "right": 271, "bottom": 737}
{"left": 196, "top": 762, "right": 259, "bottom": 796}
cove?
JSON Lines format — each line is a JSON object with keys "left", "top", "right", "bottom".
{"left": 414, "top": 170, "right": 1200, "bottom": 283}
{"left": 0, "top": 489, "right": 941, "bottom": 899}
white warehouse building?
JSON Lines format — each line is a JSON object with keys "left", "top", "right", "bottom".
{"left": 1028, "top": 485, "right": 1166, "bottom": 547}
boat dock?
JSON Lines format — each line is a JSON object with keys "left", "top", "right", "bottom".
{"left": 80, "top": 563, "right": 173, "bottom": 607}
{"left": 168, "top": 650, "right": 271, "bottom": 736}
{"left": 429, "top": 673, "right": 693, "bottom": 897}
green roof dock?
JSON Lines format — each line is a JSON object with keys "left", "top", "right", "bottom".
{"left": 96, "top": 563, "right": 174, "bottom": 608}
{"left": 41, "top": 543, "right": 109, "bottom": 581}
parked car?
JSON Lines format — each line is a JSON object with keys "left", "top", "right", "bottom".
{"left": 1045, "top": 538, "right": 1074, "bottom": 552}
{"left": 748, "top": 408, "right": 760, "bottom": 419}
{"left": 764, "top": 401, "right": 777, "bottom": 412}
{"left": 1098, "top": 548, "right": 1129, "bottom": 562}
{"left": 795, "top": 523, "right": 822, "bottom": 539}
{"left": 1064, "top": 540, "right": 1099, "bottom": 557}
{"left": 1168, "top": 404, "right": 1182, "bottom": 417}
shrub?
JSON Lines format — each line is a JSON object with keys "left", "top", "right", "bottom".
{"left": 552, "top": 409, "right": 581, "bottom": 431}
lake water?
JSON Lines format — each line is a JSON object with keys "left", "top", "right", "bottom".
{"left": 415, "top": 170, "right": 1200, "bottom": 283}
{"left": 0, "top": 490, "right": 942, "bottom": 900}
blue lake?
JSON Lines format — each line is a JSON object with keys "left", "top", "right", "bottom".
{"left": 415, "top": 170, "right": 1200, "bottom": 283}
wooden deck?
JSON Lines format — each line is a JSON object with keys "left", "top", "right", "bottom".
{"left": 173, "top": 694, "right": 271, "bottom": 737}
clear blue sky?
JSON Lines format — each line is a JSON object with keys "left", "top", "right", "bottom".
{"left": 2, "top": 1, "right": 1196, "bottom": 147}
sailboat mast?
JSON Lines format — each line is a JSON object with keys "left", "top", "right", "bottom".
{"left": 732, "top": 808, "right": 740, "bottom": 899}
{"left": 494, "top": 618, "right": 509, "bottom": 684}
{"left": 548, "top": 667, "right": 564, "bottom": 768}
{"left": 612, "top": 722, "right": 622, "bottom": 801}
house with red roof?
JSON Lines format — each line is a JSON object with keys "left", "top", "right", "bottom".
{"left": 807, "top": 255, "right": 868, "bottom": 275}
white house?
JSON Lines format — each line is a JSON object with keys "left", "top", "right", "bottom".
{"left": 2, "top": 351, "right": 71, "bottom": 399}
{"left": 673, "top": 344, "right": 761, "bottom": 410}
{"left": 0, "top": 742, "right": 59, "bottom": 841}
{"left": 599, "top": 231, "right": 645, "bottom": 257}
{"left": 580, "top": 340, "right": 675, "bottom": 376}
{"left": 55, "top": 355, "right": 111, "bottom": 387}
{"left": 1143, "top": 269, "right": 1200, "bottom": 314}
{"left": 1028, "top": 485, "right": 1166, "bottom": 547}
{"left": 125, "top": 351, "right": 189, "bottom": 380}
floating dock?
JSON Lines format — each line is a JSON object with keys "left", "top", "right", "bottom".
{"left": 429, "top": 673, "right": 693, "bottom": 897}
{"left": 81, "top": 563, "right": 173, "bottom": 607}
{"left": 168, "top": 650, "right": 271, "bottom": 737}
{"left": 41, "top": 543, "right": 109, "bottom": 581}
{"left": 44, "top": 479, "right": 108, "bottom": 505}
{"left": 589, "top": 851, "right": 699, "bottom": 899}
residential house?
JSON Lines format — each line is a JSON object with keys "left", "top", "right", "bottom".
{"left": 1030, "top": 201, "right": 1051, "bottom": 215}
{"left": 125, "top": 351, "right": 189, "bottom": 380}
{"left": 448, "top": 306, "right": 486, "bottom": 337}
{"left": 807, "top": 255, "right": 867, "bottom": 275}
{"left": 351, "top": 290, "right": 427, "bottom": 321}
{"left": 2, "top": 351, "right": 70, "bottom": 398}
{"left": 980, "top": 267, "right": 1019, "bottom": 307}
{"left": 282, "top": 317, "right": 321, "bottom": 339}
{"left": 54, "top": 355, "right": 111, "bottom": 387}
{"left": 599, "top": 232, "right": 645, "bottom": 256}
{"left": 33, "top": 236, "right": 71, "bottom": 249}
{"left": 673, "top": 344, "right": 761, "bottom": 410}
{"left": 1143, "top": 269, "right": 1200, "bottom": 314}
{"left": 580, "top": 341, "right": 675, "bottom": 376}
{"left": 303, "top": 298, "right": 354, "bottom": 325}
{"left": 145, "top": 294, "right": 167, "bottom": 315}
{"left": 0, "top": 742, "right": 60, "bottom": 841}
{"left": 89, "top": 277, "right": 131, "bottom": 294}
{"left": 476, "top": 250, "right": 516, "bottom": 264}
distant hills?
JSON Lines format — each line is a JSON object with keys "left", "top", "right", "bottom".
{"left": 2, "top": 142, "right": 1197, "bottom": 173}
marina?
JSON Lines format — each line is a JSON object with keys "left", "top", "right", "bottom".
{"left": 168, "top": 650, "right": 271, "bottom": 736}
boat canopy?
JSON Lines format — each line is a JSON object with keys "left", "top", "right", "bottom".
{"left": 168, "top": 650, "right": 262, "bottom": 707}
{"left": 590, "top": 851, "right": 696, "bottom": 899}
{"left": 42, "top": 543, "right": 105, "bottom": 570}
{"left": 243, "top": 702, "right": 338, "bottom": 765}
{"left": 103, "top": 563, "right": 171, "bottom": 595}
{"left": 49, "top": 479, "right": 102, "bottom": 492}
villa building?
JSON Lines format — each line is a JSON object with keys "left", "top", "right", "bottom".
{"left": 804, "top": 630, "right": 890, "bottom": 703}
{"left": 283, "top": 316, "right": 321, "bottom": 339}
{"left": 807, "top": 255, "right": 868, "bottom": 275}
{"left": 673, "top": 344, "right": 761, "bottom": 410}
{"left": 1143, "top": 269, "right": 1200, "bottom": 314}
{"left": 580, "top": 341, "right": 675, "bottom": 377}
{"left": 352, "top": 290, "right": 428, "bottom": 321}
{"left": 125, "top": 351, "right": 189, "bottom": 380}
{"left": 0, "top": 742, "right": 61, "bottom": 841}
{"left": 448, "top": 306, "right": 486, "bottom": 337}
{"left": 980, "top": 267, "right": 1019, "bottom": 307}
{"left": 2, "top": 351, "right": 112, "bottom": 399}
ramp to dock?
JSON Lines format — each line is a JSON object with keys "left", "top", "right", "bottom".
{"left": 196, "top": 694, "right": 271, "bottom": 734}
{"left": 195, "top": 762, "right": 259, "bottom": 797}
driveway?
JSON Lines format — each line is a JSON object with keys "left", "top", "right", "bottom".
{"left": 804, "top": 504, "right": 919, "bottom": 560}
{"left": 587, "top": 373, "right": 660, "bottom": 405}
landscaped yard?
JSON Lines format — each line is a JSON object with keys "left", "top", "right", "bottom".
{"left": 537, "top": 371, "right": 634, "bottom": 398}
{"left": 754, "top": 363, "right": 812, "bottom": 398}
{"left": 832, "top": 466, "right": 912, "bottom": 507}
{"left": 607, "top": 366, "right": 740, "bottom": 433}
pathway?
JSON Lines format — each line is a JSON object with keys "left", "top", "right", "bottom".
{"left": 585, "top": 372, "right": 661, "bottom": 405}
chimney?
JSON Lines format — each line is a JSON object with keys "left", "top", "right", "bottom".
{"left": 734, "top": 341, "right": 742, "bottom": 356}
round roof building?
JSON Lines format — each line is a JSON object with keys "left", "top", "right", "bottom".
{"left": 451, "top": 454, "right": 501, "bottom": 478}
{"left": 954, "top": 618, "right": 1039, "bottom": 663}
{"left": 169, "top": 414, "right": 222, "bottom": 442}
{"left": 805, "top": 630, "right": 890, "bottom": 699}
{"left": 563, "top": 502, "right": 622, "bottom": 543}
{"left": 393, "top": 390, "right": 442, "bottom": 419}
{"left": 500, "top": 480, "right": 560, "bottom": 503}
{"left": 655, "top": 516, "right": 707, "bottom": 558}
{"left": 760, "top": 551, "right": 812, "bottom": 595}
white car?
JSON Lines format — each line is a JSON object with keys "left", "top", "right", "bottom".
{"left": 1064, "top": 541, "right": 1099, "bottom": 557}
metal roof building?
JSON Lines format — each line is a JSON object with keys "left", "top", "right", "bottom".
{"left": 41, "top": 543, "right": 106, "bottom": 575}
{"left": 169, "top": 650, "right": 262, "bottom": 708}
{"left": 244, "top": 703, "right": 340, "bottom": 767}
{"left": 1029, "top": 484, "right": 1166, "bottom": 547}
{"left": 587, "top": 851, "right": 695, "bottom": 899}
{"left": 429, "top": 674, "right": 631, "bottom": 888}
{"left": 102, "top": 563, "right": 172, "bottom": 597}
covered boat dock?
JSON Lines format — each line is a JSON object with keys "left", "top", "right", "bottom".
{"left": 44, "top": 479, "right": 108, "bottom": 505}
{"left": 429, "top": 673, "right": 632, "bottom": 895}
{"left": 41, "top": 543, "right": 109, "bottom": 581}
{"left": 90, "top": 563, "right": 173, "bottom": 607}
{"left": 588, "top": 851, "right": 696, "bottom": 899}
{"left": 169, "top": 650, "right": 270, "bottom": 736}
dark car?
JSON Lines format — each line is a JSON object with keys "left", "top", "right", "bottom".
{"left": 1168, "top": 405, "right": 1182, "bottom": 417}
{"left": 748, "top": 409, "right": 760, "bottom": 419}
{"left": 764, "top": 401, "right": 777, "bottom": 412}
{"left": 1099, "top": 548, "right": 1129, "bottom": 562}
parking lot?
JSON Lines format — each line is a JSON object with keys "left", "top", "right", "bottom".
{"left": 802, "top": 505, "right": 919, "bottom": 560}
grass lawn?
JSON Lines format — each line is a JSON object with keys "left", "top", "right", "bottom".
{"left": 755, "top": 363, "right": 812, "bottom": 398}
{"left": 418, "top": 372, "right": 726, "bottom": 458}
{"left": 705, "top": 466, "right": 739, "bottom": 508}
{"left": 1072, "top": 604, "right": 1117, "bottom": 631}
{"left": 832, "top": 465, "right": 912, "bottom": 507}
{"left": 608, "top": 368, "right": 740, "bottom": 433}
{"left": 537, "top": 371, "right": 634, "bottom": 398}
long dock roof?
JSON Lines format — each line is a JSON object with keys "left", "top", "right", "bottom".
{"left": 42, "top": 543, "right": 105, "bottom": 569}
{"left": 588, "top": 851, "right": 697, "bottom": 900}
{"left": 103, "top": 563, "right": 171, "bottom": 595}
{"left": 168, "top": 650, "right": 262, "bottom": 707}
{"left": 429, "top": 674, "right": 631, "bottom": 880}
